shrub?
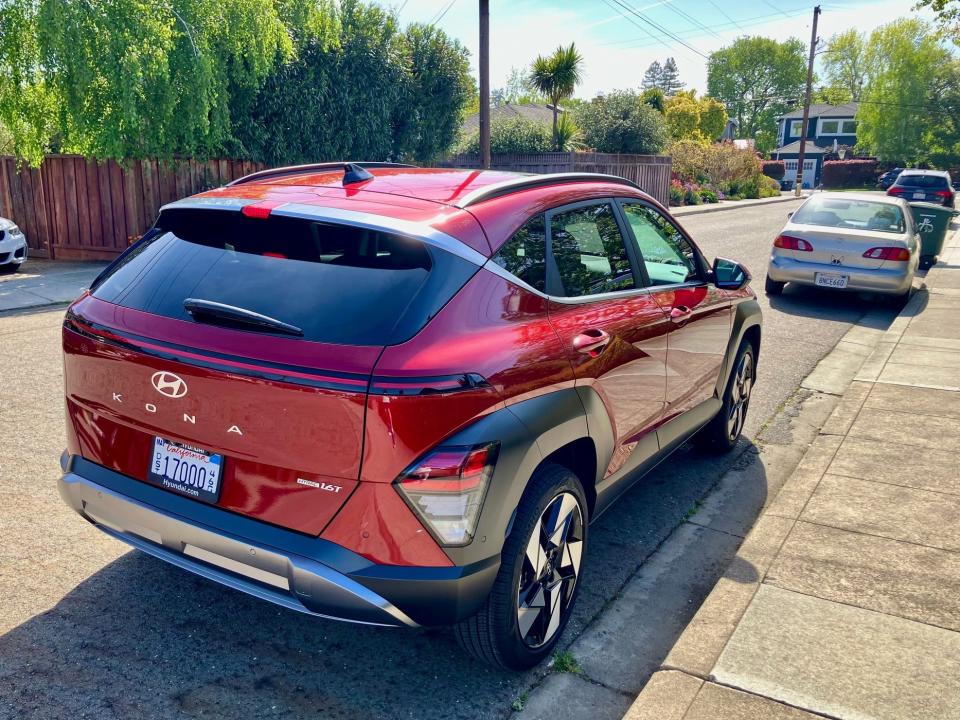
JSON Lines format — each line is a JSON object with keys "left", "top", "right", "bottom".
{"left": 758, "top": 175, "right": 781, "bottom": 198}
{"left": 575, "top": 91, "right": 669, "bottom": 154}
{"left": 670, "top": 140, "right": 760, "bottom": 189}
{"left": 699, "top": 188, "right": 719, "bottom": 203}
{"left": 821, "top": 159, "right": 879, "bottom": 188}
{"left": 761, "top": 160, "right": 786, "bottom": 180}
{"left": 456, "top": 117, "right": 552, "bottom": 154}
{"left": 669, "top": 178, "right": 684, "bottom": 206}
{"left": 684, "top": 182, "right": 702, "bottom": 205}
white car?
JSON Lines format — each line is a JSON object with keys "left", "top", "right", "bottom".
{"left": 766, "top": 193, "right": 919, "bottom": 299}
{"left": 0, "top": 216, "right": 27, "bottom": 272}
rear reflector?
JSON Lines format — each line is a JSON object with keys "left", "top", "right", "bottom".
{"left": 863, "top": 247, "right": 911, "bottom": 261}
{"left": 395, "top": 442, "right": 499, "bottom": 546}
{"left": 774, "top": 234, "right": 813, "bottom": 251}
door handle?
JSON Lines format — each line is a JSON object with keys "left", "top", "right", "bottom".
{"left": 572, "top": 329, "right": 611, "bottom": 356}
{"left": 670, "top": 306, "right": 692, "bottom": 324}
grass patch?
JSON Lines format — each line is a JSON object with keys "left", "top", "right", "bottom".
{"left": 511, "top": 692, "right": 528, "bottom": 711}
{"left": 551, "top": 650, "right": 580, "bottom": 674}
{"left": 684, "top": 498, "right": 704, "bottom": 519}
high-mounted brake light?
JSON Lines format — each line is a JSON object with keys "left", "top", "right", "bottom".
{"left": 241, "top": 204, "right": 273, "bottom": 219}
{"left": 395, "top": 442, "right": 499, "bottom": 546}
{"left": 863, "top": 247, "right": 911, "bottom": 261}
{"left": 774, "top": 234, "right": 813, "bottom": 251}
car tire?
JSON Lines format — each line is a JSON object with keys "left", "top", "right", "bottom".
{"left": 454, "top": 463, "right": 587, "bottom": 671}
{"left": 764, "top": 276, "right": 784, "bottom": 295}
{"left": 694, "top": 341, "right": 755, "bottom": 454}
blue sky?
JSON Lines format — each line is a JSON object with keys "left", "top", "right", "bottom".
{"left": 374, "top": 0, "right": 929, "bottom": 97}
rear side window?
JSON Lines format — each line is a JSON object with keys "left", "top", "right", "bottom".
{"left": 92, "top": 209, "right": 478, "bottom": 345}
{"left": 491, "top": 215, "right": 547, "bottom": 292}
{"left": 548, "top": 202, "right": 635, "bottom": 297}
{"left": 897, "top": 174, "right": 948, "bottom": 189}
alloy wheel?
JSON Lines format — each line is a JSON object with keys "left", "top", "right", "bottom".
{"left": 516, "top": 491, "right": 585, "bottom": 648}
{"left": 726, "top": 351, "right": 753, "bottom": 441}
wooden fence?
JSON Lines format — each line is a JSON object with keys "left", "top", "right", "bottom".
{"left": 440, "top": 152, "right": 673, "bottom": 206}
{"left": 0, "top": 155, "right": 265, "bottom": 260}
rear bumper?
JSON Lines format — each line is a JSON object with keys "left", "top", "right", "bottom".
{"left": 767, "top": 255, "right": 914, "bottom": 294}
{"left": 59, "top": 455, "right": 499, "bottom": 627}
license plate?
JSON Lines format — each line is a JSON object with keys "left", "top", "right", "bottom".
{"left": 148, "top": 437, "right": 223, "bottom": 503}
{"left": 913, "top": 192, "right": 926, "bottom": 200}
{"left": 815, "top": 272, "right": 849, "bottom": 289}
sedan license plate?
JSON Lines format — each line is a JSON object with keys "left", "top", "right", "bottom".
{"left": 913, "top": 192, "right": 926, "bottom": 200}
{"left": 148, "top": 437, "right": 223, "bottom": 503}
{"left": 815, "top": 272, "right": 849, "bottom": 289}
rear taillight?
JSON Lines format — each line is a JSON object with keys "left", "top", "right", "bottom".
{"left": 774, "top": 235, "right": 813, "bottom": 251}
{"left": 395, "top": 442, "right": 499, "bottom": 546}
{"left": 887, "top": 186, "right": 905, "bottom": 195}
{"left": 863, "top": 247, "right": 911, "bottom": 261}
{"left": 935, "top": 189, "right": 952, "bottom": 198}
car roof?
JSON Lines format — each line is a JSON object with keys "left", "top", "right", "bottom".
{"left": 807, "top": 191, "right": 906, "bottom": 205}
{"left": 899, "top": 169, "right": 949, "bottom": 177}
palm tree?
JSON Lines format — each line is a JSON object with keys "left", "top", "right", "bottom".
{"left": 529, "top": 43, "right": 584, "bottom": 150}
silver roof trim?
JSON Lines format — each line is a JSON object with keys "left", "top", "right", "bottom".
{"left": 271, "top": 203, "right": 489, "bottom": 266}
{"left": 226, "top": 162, "right": 418, "bottom": 187}
{"left": 453, "top": 172, "right": 643, "bottom": 209}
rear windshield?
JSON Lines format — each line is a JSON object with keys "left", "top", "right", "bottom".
{"left": 91, "top": 209, "right": 477, "bottom": 345}
{"left": 897, "top": 174, "right": 948, "bottom": 189}
{"left": 792, "top": 197, "right": 906, "bottom": 234}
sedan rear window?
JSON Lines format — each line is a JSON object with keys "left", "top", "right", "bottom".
{"left": 91, "top": 208, "right": 477, "bottom": 345}
{"left": 896, "top": 174, "right": 948, "bottom": 189}
{"left": 792, "top": 198, "right": 906, "bottom": 234}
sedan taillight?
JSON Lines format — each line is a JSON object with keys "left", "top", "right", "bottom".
{"left": 774, "top": 235, "right": 813, "bottom": 251}
{"left": 863, "top": 247, "right": 910, "bottom": 261}
{"left": 394, "top": 442, "right": 499, "bottom": 546}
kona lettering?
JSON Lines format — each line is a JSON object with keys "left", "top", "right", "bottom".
{"left": 228, "top": 425, "right": 243, "bottom": 435}
{"left": 108, "top": 392, "right": 244, "bottom": 436}
{"left": 113, "top": 393, "right": 123, "bottom": 402}
{"left": 145, "top": 403, "right": 157, "bottom": 413}
{"left": 183, "top": 414, "right": 196, "bottom": 424}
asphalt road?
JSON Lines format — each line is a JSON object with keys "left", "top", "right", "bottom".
{"left": 0, "top": 199, "right": 896, "bottom": 720}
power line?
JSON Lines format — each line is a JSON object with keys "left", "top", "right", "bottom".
{"left": 606, "top": 0, "right": 709, "bottom": 58}
{"left": 427, "top": 0, "right": 456, "bottom": 26}
{"left": 668, "top": 3, "right": 724, "bottom": 41}
{"left": 760, "top": 0, "right": 792, "bottom": 18}
{"left": 600, "top": 0, "right": 700, "bottom": 61}
{"left": 704, "top": 0, "right": 744, "bottom": 31}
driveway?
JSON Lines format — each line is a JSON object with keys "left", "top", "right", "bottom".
{"left": 0, "top": 198, "right": 897, "bottom": 720}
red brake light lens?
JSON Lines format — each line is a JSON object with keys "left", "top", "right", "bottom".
{"left": 887, "top": 186, "right": 904, "bottom": 194}
{"left": 395, "top": 442, "right": 500, "bottom": 546}
{"left": 774, "top": 234, "right": 813, "bottom": 251}
{"left": 935, "top": 189, "right": 952, "bottom": 198}
{"left": 863, "top": 247, "right": 911, "bottom": 261}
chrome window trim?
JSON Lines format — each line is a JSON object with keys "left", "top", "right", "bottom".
{"left": 158, "top": 198, "right": 488, "bottom": 267}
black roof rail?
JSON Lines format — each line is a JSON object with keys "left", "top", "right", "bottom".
{"left": 227, "top": 161, "right": 419, "bottom": 187}
{"left": 453, "top": 172, "right": 643, "bottom": 209}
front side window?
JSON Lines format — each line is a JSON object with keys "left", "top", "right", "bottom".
{"left": 620, "top": 203, "right": 699, "bottom": 286}
{"left": 548, "top": 202, "right": 635, "bottom": 297}
{"left": 491, "top": 215, "right": 547, "bottom": 292}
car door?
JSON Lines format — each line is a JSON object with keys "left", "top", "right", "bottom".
{"left": 544, "top": 199, "right": 671, "bottom": 480}
{"left": 617, "top": 200, "right": 732, "bottom": 448}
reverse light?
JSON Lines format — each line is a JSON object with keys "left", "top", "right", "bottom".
{"left": 863, "top": 247, "right": 911, "bottom": 261}
{"left": 395, "top": 442, "right": 500, "bottom": 546}
{"left": 774, "top": 234, "right": 813, "bottom": 251}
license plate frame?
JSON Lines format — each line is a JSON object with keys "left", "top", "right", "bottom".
{"left": 815, "top": 272, "right": 849, "bottom": 289}
{"left": 148, "top": 437, "right": 224, "bottom": 503}
{"left": 913, "top": 191, "right": 926, "bottom": 200}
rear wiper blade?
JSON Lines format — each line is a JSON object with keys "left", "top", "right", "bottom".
{"left": 183, "top": 298, "right": 304, "bottom": 337}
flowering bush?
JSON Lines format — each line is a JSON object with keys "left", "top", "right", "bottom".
{"left": 669, "top": 178, "right": 684, "bottom": 206}
{"left": 683, "top": 182, "right": 702, "bottom": 205}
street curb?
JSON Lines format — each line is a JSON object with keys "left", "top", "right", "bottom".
{"left": 622, "top": 224, "right": 960, "bottom": 719}
{"left": 672, "top": 193, "right": 807, "bottom": 217}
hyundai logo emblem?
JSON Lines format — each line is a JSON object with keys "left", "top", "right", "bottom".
{"left": 151, "top": 371, "right": 188, "bottom": 398}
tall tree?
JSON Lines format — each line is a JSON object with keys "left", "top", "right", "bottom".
{"left": 707, "top": 36, "right": 807, "bottom": 140}
{"left": 641, "top": 60, "right": 663, "bottom": 90}
{"left": 915, "top": 0, "right": 960, "bottom": 42}
{"left": 660, "top": 57, "right": 684, "bottom": 95}
{"left": 858, "top": 18, "right": 949, "bottom": 162}
{"left": 529, "top": 42, "right": 584, "bottom": 150}
{"left": 822, "top": 29, "right": 866, "bottom": 102}
{"left": 574, "top": 91, "right": 668, "bottom": 154}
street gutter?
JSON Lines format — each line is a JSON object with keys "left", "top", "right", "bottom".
{"left": 672, "top": 193, "right": 808, "bottom": 218}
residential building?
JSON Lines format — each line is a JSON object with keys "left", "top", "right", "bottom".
{"left": 774, "top": 102, "right": 859, "bottom": 188}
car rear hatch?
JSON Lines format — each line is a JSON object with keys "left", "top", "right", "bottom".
{"left": 785, "top": 225, "right": 909, "bottom": 271}
{"left": 63, "top": 204, "right": 479, "bottom": 535}
{"left": 892, "top": 175, "right": 950, "bottom": 203}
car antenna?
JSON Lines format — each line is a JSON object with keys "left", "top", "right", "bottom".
{"left": 343, "top": 163, "right": 374, "bottom": 186}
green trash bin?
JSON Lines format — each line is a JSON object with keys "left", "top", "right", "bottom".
{"left": 908, "top": 202, "right": 957, "bottom": 268}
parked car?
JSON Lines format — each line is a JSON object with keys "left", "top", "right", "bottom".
{"left": 766, "top": 192, "right": 919, "bottom": 299}
{"left": 0, "top": 216, "right": 27, "bottom": 272}
{"left": 887, "top": 169, "right": 955, "bottom": 207}
{"left": 59, "top": 163, "right": 761, "bottom": 670}
{"left": 877, "top": 167, "right": 903, "bottom": 190}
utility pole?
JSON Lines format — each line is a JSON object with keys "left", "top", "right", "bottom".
{"left": 479, "top": 0, "right": 491, "bottom": 169}
{"left": 795, "top": 5, "right": 820, "bottom": 197}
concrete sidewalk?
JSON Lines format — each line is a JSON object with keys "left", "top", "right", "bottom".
{"left": 672, "top": 191, "right": 808, "bottom": 217}
{"left": 0, "top": 259, "right": 107, "bottom": 312}
{"left": 627, "top": 232, "right": 960, "bottom": 718}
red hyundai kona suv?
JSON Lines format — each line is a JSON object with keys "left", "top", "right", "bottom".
{"left": 59, "top": 163, "right": 761, "bottom": 670}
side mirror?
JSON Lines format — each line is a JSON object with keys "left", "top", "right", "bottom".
{"left": 712, "top": 257, "right": 751, "bottom": 290}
